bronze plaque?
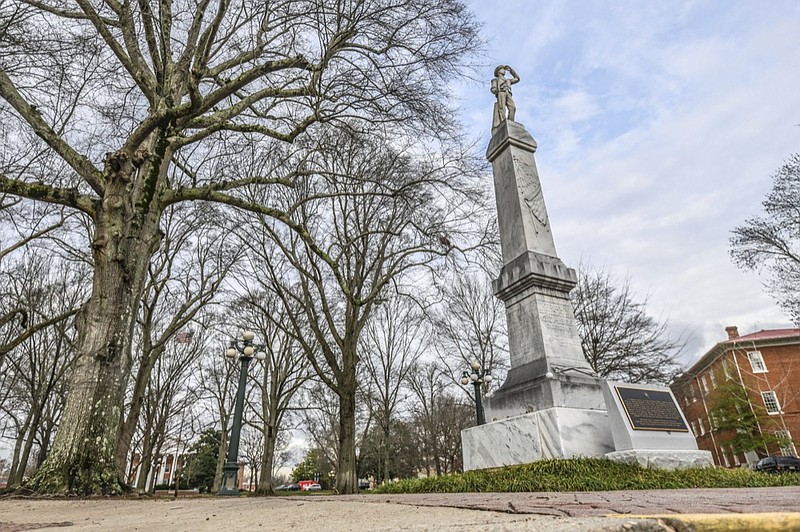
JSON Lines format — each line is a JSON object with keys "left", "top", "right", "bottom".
{"left": 614, "top": 385, "right": 688, "bottom": 432}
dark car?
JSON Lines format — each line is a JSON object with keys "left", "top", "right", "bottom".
{"left": 754, "top": 456, "right": 800, "bottom": 473}
{"left": 284, "top": 483, "right": 301, "bottom": 491}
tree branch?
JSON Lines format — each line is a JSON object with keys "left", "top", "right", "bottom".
{"left": 0, "top": 173, "right": 97, "bottom": 216}
{"left": 0, "top": 71, "right": 105, "bottom": 195}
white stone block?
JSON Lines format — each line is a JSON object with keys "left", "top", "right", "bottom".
{"left": 461, "top": 407, "right": 614, "bottom": 470}
{"left": 605, "top": 450, "right": 714, "bottom": 470}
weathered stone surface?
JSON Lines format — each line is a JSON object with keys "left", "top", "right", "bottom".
{"left": 483, "top": 120, "right": 600, "bottom": 421}
{"left": 605, "top": 449, "right": 714, "bottom": 470}
{"left": 465, "top": 116, "right": 612, "bottom": 470}
{"left": 462, "top": 407, "right": 614, "bottom": 470}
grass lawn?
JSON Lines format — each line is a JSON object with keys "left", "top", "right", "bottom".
{"left": 372, "top": 458, "right": 800, "bottom": 494}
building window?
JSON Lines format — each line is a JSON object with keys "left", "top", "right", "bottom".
{"left": 709, "top": 371, "right": 717, "bottom": 388}
{"left": 698, "top": 418, "right": 706, "bottom": 435}
{"left": 722, "top": 358, "right": 732, "bottom": 380}
{"left": 690, "top": 384, "right": 697, "bottom": 402}
{"left": 776, "top": 430, "right": 797, "bottom": 457}
{"left": 732, "top": 450, "right": 740, "bottom": 466}
{"left": 747, "top": 351, "right": 767, "bottom": 373}
{"left": 709, "top": 412, "right": 719, "bottom": 430}
{"left": 700, "top": 376, "right": 709, "bottom": 394}
{"left": 761, "top": 391, "right": 781, "bottom": 414}
{"left": 690, "top": 420, "right": 699, "bottom": 437}
{"left": 721, "top": 447, "right": 730, "bottom": 467}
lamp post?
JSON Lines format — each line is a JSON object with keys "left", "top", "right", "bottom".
{"left": 218, "top": 330, "right": 266, "bottom": 496}
{"left": 461, "top": 360, "right": 491, "bottom": 426}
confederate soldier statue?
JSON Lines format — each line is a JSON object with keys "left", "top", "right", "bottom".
{"left": 491, "top": 65, "right": 520, "bottom": 129}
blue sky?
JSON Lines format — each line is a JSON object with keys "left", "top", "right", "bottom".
{"left": 456, "top": 0, "right": 800, "bottom": 364}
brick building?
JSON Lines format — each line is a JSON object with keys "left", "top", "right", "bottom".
{"left": 670, "top": 326, "right": 800, "bottom": 467}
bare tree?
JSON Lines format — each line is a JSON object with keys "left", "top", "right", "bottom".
{"left": 571, "top": 262, "right": 684, "bottom": 384}
{"left": 405, "top": 361, "right": 472, "bottom": 476}
{"left": 360, "top": 295, "right": 425, "bottom": 483}
{"left": 0, "top": 0, "right": 480, "bottom": 493}
{"left": 234, "top": 125, "right": 488, "bottom": 493}
{"left": 228, "top": 285, "right": 311, "bottom": 496}
{"left": 731, "top": 154, "right": 800, "bottom": 323}
{"left": 115, "top": 204, "right": 237, "bottom": 481}
{"left": 431, "top": 273, "right": 508, "bottom": 396}
{"left": 196, "top": 337, "right": 241, "bottom": 493}
{"left": 0, "top": 201, "right": 85, "bottom": 368}
{"left": 128, "top": 329, "right": 203, "bottom": 492}
{"left": 0, "top": 254, "right": 86, "bottom": 486}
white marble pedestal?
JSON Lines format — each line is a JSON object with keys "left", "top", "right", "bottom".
{"left": 601, "top": 381, "right": 714, "bottom": 470}
{"left": 461, "top": 407, "right": 614, "bottom": 471}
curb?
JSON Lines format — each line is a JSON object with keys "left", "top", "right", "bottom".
{"left": 609, "top": 512, "right": 800, "bottom": 531}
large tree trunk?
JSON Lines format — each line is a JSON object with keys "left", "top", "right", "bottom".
{"left": 256, "top": 419, "right": 278, "bottom": 496}
{"left": 212, "top": 431, "right": 228, "bottom": 493}
{"left": 336, "top": 387, "right": 358, "bottom": 494}
{"left": 28, "top": 149, "right": 166, "bottom": 495}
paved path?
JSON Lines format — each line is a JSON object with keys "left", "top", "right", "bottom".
{"left": 339, "top": 486, "right": 800, "bottom": 516}
{"left": 0, "top": 487, "right": 798, "bottom": 531}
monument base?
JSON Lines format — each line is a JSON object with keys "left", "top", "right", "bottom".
{"left": 605, "top": 450, "right": 714, "bottom": 470}
{"left": 461, "top": 407, "right": 614, "bottom": 471}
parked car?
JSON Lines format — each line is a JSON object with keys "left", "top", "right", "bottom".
{"left": 284, "top": 483, "right": 301, "bottom": 491}
{"left": 303, "top": 483, "right": 322, "bottom": 491}
{"left": 754, "top": 456, "right": 800, "bottom": 473}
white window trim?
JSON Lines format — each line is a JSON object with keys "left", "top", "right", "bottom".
{"left": 700, "top": 376, "right": 709, "bottom": 394}
{"left": 722, "top": 359, "right": 732, "bottom": 380}
{"left": 747, "top": 351, "right": 768, "bottom": 373}
{"left": 721, "top": 447, "right": 730, "bottom": 467}
{"left": 776, "top": 430, "right": 797, "bottom": 457}
{"left": 761, "top": 390, "right": 781, "bottom": 415}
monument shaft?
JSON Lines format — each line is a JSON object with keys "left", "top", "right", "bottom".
{"left": 484, "top": 121, "right": 604, "bottom": 419}
{"left": 462, "top": 66, "right": 712, "bottom": 471}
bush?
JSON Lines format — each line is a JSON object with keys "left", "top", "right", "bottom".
{"left": 372, "top": 458, "right": 800, "bottom": 494}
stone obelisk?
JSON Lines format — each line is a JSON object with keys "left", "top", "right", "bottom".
{"left": 461, "top": 66, "right": 612, "bottom": 470}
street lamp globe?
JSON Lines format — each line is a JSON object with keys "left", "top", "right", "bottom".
{"left": 226, "top": 347, "right": 236, "bottom": 358}
{"left": 243, "top": 345, "right": 255, "bottom": 357}
{"left": 255, "top": 352, "right": 267, "bottom": 361}
{"left": 484, "top": 374, "right": 492, "bottom": 383}
{"left": 460, "top": 375, "right": 469, "bottom": 385}
{"left": 243, "top": 330, "right": 255, "bottom": 342}
{"left": 469, "top": 359, "right": 481, "bottom": 370}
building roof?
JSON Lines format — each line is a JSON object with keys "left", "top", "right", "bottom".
{"left": 733, "top": 328, "right": 800, "bottom": 342}
{"left": 672, "top": 327, "right": 800, "bottom": 385}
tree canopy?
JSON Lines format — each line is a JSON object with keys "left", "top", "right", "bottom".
{"left": 730, "top": 153, "right": 800, "bottom": 323}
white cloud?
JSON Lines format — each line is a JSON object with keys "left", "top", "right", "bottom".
{"left": 461, "top": 0, "right": 800, "bottom": 363}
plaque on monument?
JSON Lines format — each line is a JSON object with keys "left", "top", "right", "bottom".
{"left": 613, "top": 385, "right": 688, "bottom": 432}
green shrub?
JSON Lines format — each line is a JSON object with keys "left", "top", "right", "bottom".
{"left": 372, "top": 458, "right": 800, "bottom": 494}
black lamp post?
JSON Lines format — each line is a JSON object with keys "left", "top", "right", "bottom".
{"left": 461, "top": 360, "right": 491, "bottom": 426}
{"left": 218, "top": 330, "right": 265, "bottom": 496}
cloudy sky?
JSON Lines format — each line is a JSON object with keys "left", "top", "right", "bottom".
{"left": 454, "top": 0, "right": 800, "bottom": 365}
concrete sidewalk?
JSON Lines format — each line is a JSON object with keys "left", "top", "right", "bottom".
{"left": 0, "top": 487, "right": 797, "bottom": 531}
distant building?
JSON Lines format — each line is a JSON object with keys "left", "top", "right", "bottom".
{"left": 670, "top": 326, "right": 800, "bottom": 467}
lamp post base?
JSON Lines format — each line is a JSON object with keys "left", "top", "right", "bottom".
{"left": 217, "top": 462, "right": 240, "bottom": 496}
